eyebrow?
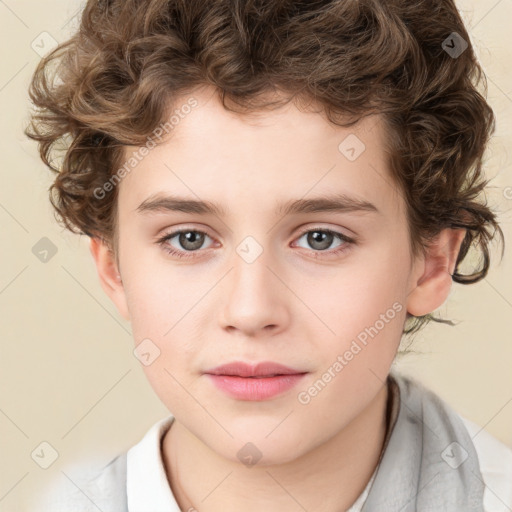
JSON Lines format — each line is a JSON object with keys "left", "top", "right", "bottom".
{"left": 135, "top": 192, "right": 379, "bottom": 217}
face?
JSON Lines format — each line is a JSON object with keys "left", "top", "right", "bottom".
{"left": 102, "top": 86, "right": 424, "bottom": 464}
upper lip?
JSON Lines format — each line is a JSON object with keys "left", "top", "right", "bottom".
{"left": 204, "top": 361, "right": 306, "bottom": 377}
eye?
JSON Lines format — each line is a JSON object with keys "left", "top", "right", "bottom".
{"left": 156, "top": 229, "right": 214, "bottom": 259}
{"left": 293, "top": 228, "right": 354, "bottom": 256}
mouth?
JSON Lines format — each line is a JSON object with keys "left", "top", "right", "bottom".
{"left": 204, "top": 361, "right": 305, "bottom": 377}
{"left": 204, "top": 361, "right": 308, "bottom": 401}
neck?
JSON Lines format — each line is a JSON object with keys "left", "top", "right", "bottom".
{"left": 162, "top": 380, "right": 389, "bottom": 512}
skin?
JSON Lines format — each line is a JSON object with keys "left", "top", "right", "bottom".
{"left": 89, "top": 84, "right": 466, "bottom": 511}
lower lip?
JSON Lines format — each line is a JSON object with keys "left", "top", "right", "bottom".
{"left": 206, "top": 373, "right": 307, "bottom": 401}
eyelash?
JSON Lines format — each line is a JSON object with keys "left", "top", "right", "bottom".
{"left": 156, "top": 227, "right": 355, "bottom": 260}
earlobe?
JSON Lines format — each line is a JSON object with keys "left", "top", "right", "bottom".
{"left": 406, "top": 228, "right": 467, "bottom": 317}
{"left": 88, "top": 237, "right": 131, "bottom": 321}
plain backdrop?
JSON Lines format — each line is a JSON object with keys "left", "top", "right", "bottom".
{"left": 1, "top": 0, "right": 511, "bottom": 510}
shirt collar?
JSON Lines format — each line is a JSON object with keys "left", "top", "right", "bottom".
{"left": 126, "top": 414, "right": 180, "bottom": 512}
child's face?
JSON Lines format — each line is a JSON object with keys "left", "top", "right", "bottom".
{"left": 103, "top": 86, "right": 424, "bottom": 463}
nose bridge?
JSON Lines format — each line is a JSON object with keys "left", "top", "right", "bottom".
{"left": 230, "top": 236, "right": 276, "bottom": 305}
{"left": 220, "top": 235, "right": 288, "bottom": 335}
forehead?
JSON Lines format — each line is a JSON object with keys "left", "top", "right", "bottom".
{"left": 117, "top": 86, "right": 402, "bottom": 221}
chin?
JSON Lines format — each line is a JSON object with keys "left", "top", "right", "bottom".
{"left": 204, "top": 424, "right": 310, "bottom": 467}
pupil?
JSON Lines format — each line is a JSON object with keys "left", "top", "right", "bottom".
{"left": 309, "top": 231, "right": 332, "bottom": 250}
{"left": 180, "top": 231, "right": 204, "bottom": 250}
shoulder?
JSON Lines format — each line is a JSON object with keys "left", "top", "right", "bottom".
{"left": 30, "top": 415, "right": 175, "bottom": 512}
{"left": 459, "top": 415, "right": 512, "bottom": 512}
{"left": 390, "top": 370, "right": 512, "bottom": 511}
{"left": 30, "top": 453, "right": 128, "bottom": 512}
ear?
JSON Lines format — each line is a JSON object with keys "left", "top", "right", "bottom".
{"left": 406, "top": 228, "right": 467, "bottom": 317}
{"left": 88, "top": 237, "right": 130, "bottom": 321}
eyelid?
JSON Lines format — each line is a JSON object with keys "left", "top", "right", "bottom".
{"left": 295, "top": 224, "right": 355, "bottom": 240}
{"left": 156, "top": 223, "right": 214, "bottom": 241}
{"left": 156, "top": 226, "right": 215, "bottom": 247}
{"left": 300, "top": 224, "right": 352, "bottom": 238}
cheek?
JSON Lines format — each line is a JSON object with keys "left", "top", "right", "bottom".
{"left": 298, "top": 249, "right": 410, "bottom": 412}
{"left": 310, "top": 248, "right": 408, "bottom": 344}
{"left": 292, "top": 268, "right": 407, "bottom": 447}
{"left": 120, "top": 266, "right": 198, "bottom": 390}
{"left": 121, "top": 259, "right": 182, "bottom": 336}
{"left": 128, "top": 296, "right": 201, "bottom": 416}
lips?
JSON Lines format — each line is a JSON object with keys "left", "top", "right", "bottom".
{"left": 204, "top": 361, "right": 308, "bottom": 401}
{"left": 204, "top": 361, "right": 305, "bottom": 378}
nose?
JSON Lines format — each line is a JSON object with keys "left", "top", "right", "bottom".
{"left": 219, "top": 248, "right": 290, "bottom": 338}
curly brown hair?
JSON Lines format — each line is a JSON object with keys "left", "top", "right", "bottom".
{"left": 24, "top": 0, "right": 504, "bottom": 336}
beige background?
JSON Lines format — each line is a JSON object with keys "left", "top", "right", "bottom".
{"left": 1, "top": 0, "right": 511, "bottom": 510}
